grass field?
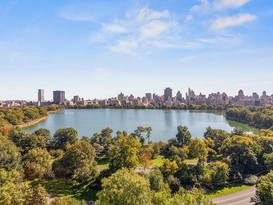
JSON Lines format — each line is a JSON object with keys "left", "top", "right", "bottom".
{"left": 206, "top": 184, "right": 251, "bottom": 198}
{"left": 33, "top": 179, "right": 97, "bottom": 201}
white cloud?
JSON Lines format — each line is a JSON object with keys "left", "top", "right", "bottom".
{"left": 136, "top": 8, "right": 170, "bottom": 22}
{"left": 185, "top": 15, "right": 193, "bottom": 22}
{"left": 214, "top": 0, "right": 250, "bottom": 10}
{"left": 109, "top": 39, "right": 139, "bottom": 55}
{"left": 192, "top": 0, "right": 251, "bottom": 12}
{"left": 210, "top": 13, "right": 257, "bottom": 30}
{"left": 91, "top": 7, "right": 183, "bottom": 55}
{"left": 103, "top": 24, "right": 127, "bottom": 33}
{"left": 140, "top": 21, "right": 171, "bottom": 38}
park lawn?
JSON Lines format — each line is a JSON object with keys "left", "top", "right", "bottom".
{"left": 206, "top": 184, "right": 251, "bottom": 199}
{"left": 32, "top": 179, "right": 97, "bottom": 201}
{"left": 97, "top": 163, "right": 109, "bottom": 172}
{"left": 97, "top": 155, "right": 110, "bottom": 172}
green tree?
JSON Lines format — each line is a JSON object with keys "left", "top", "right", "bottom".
{"left": 96, "top": 169, "right": 153, "bottom": 205}
{"left": 51, "top": 128, "right": 78, "bottom": 150}
{"left": 149, "top": 168, "right": 170, "bottom": 193}
{"left": 0, "top": 169, "right": 48, "bottom": 205}
{"left": 49, "top": 197, "right": 85, "bottom": 205}
{"left": 98, "top": 127, "right": 113, "bottom": 147}
{"left": 264, "top": 152, "right": 273, "bottom": 170}
{"left": 257, "top": 171, "right": 273, "bottom": 205}
{"left": 172, "top": 188, "right": 214, "bottom": 205}
{"left": 188, "top": 138, "right": 208, "bottom": 166}
{"left": 108, "top": 136, "right": 142, "bottom": 171}
{"left": 175, "top": 126, "right": 191, "bottom": 146}
{"left": 220, "top": 136, "right": 261, "bottom": 175}
{"left": 23, "top": 148, "right": 52, "bottom": 180}
{"left": 27, "top": 184, "right": 48, "bottom": 205}
{"left": 52, "top": 140, "right": 97, "bottom": 183}
{"left": 205, "top": 161, "right": 230, "bottom": 188}
{"left": 0, "top": 136, "right": 21, "bottom": 171}
{"left": 160, "top": 159, "right": 179, "bottom": 176}
{"left": 33, "top": 128, "right": 51, "bottom": 143}
{"left": 204, "top": 127, "right": 229, "bottom": 153}
{"left": 10, "top": 129, "right": 49, "bottom": 154}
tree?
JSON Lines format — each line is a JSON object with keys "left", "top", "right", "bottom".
{"left": 205, "top": 161, "right": 230, "bottom": 188}
{"left": 220, "top": 136, "right": 261, "bottom": 175}
{"left": 49, "top": 197, "right": 85, "bottom": 205}
{"left": 160, "top": 159, "right": 178, "bottom": 176}
{"left": 146, "top": 127, "right": 152, "bottom": 144}
{"left": 139, "top": 149, "right": 153, "bottom": 170}
{"left": 257, "top": 171, "right": 273, "bottom": 205}
{"left": 264, "top": 152, "right": 273, "bottom": 170}
{"left": 33, "top": 128, "right": 51, "bottom": 143}
{"left": 204, "top": 127, "right": 229, "bottom": 153}
{"left": 149, "top": 168, "right": 170, "bottom": 193}
{"left": 23, "top": 148, "right": 52, "bottom": 180}
{"left": 10, "top": 129, "right": 49, "bottom": 154}
{"left": 27, "top": 184, "right": 48, "bottom": 205}
{"left": 96, "top": 169, "right": 153, "bottom": 205}
{"left": 0, "top": 136, "right": 21, "bottom": 171}
{"left": 175, "top": 126, "right": 191, "bottom": 146}
{"left": 0, "top": 125, "right": 13, "bottom": 136}
{"left": 52, "top": 140, "right": 97, "bottom": 183}
{"left": 172, "top": 188, "right": 214, "bottom": 205}
{"left": 51, "top": 128, "right": 78, "bottom": 150}
{"left": 0, "top": 169, "right": 48, "bottom": 205}
{"left": 132, "top": 126, "right": 153, "bottom": 145}
{"left": 98, "top": 127, "right": 113, "bottom": 147}
{"left": 108, "top": 136, "right": 142, "bottom": 171}
{"left": 188, "top": 138, "right": 208, "bottom": 166}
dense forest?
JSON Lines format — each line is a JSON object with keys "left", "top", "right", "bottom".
{"left": 1, "top": 106, "right": 273, "bottom": 204}
{"left": 0, "top": 105, "right": 59, "bottom": 126}
{"left": 225, "top": 106, "right": 273, "bottom": 130}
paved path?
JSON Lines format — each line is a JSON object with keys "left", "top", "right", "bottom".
{"left": 212, "top": 186, "right": 256, "bottom": 205}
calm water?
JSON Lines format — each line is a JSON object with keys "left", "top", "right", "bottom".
{"left": 24, "top": 109, "right": 258, "bottom": 141}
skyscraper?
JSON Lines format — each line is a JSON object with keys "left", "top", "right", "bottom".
{"left": 118, "top": 92, "right": 125, "bottom": 101}
{"left": 145, "top": 93, "right": 152, "bottom": 101}
{"left": 164, "top": 87, "right": 172, "bottom": 102}
{"left": 176, "top": 91, "right": 182, "bottom": 102}
{"left": 38, "top": 89, "right": 45, "bottom": 103}
{"left": 53, "top": 91, "right": 65, "bottom": 104}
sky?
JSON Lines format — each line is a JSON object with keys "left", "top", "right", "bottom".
{"left": 0, "top": 0, "right": 273, "bottom": 101}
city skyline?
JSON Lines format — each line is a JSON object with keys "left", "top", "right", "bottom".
{"left": 1, "top": 87, "right": 273, "bottom": 102}
{"left": 0, "top": 0, "right": 273, "bottom": 100}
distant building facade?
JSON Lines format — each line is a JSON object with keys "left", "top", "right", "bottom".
{"left": 53, "top": 90, "right": 65, "bottom": 104}
{"left": 145, "top": 93, "right": 152, "bottom": 102}
{"left": 164, "top": 87, "right": 172, "bottom": 102}
{"left": 38, "top": 89, "right": 45, "bottom": 103}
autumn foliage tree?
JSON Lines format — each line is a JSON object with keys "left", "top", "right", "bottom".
{"left": 108, "top": 136, "right": 142, "bottom": 171}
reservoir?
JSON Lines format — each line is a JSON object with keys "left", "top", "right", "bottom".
{"left": 24, "top": 109, "right": 258, "bottom": 141}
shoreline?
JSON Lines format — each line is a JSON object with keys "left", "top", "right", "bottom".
{"left": 18, "top": 116, "right": 49, "bottom": 129}
{"left": 18, "top": 109, "right": 61, "bottom": 129}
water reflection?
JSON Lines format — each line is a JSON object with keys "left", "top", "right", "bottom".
{"left": 24, "top": 109, "right": 258, "bottom": 141}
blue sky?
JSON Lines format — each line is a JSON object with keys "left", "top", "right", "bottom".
{"left": 0, "top": 0, "right": 273, "bottom": 100}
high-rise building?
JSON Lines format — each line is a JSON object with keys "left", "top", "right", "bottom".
{"left": 73, "top": 95, "right": 80, "bottom": 104}
{"left": 53, "top": 90, "right": 65, "bottom": 104}
{"left": 145, "top": 93, "right": 152, "bottom": 101}
{"left": 118, "top": 92, "right": 125, "bottom": 101}
{"left": 38, "top": 89, "right": 45, "bottom": 103}
{"left": 238, "top": 90, "right": 244, "bottom": 99}
{"left": 164, "top": 87, "right": 172, "bottom": 102}
{"left": 176, "top": 91, "right": 182, "bottom": 102}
